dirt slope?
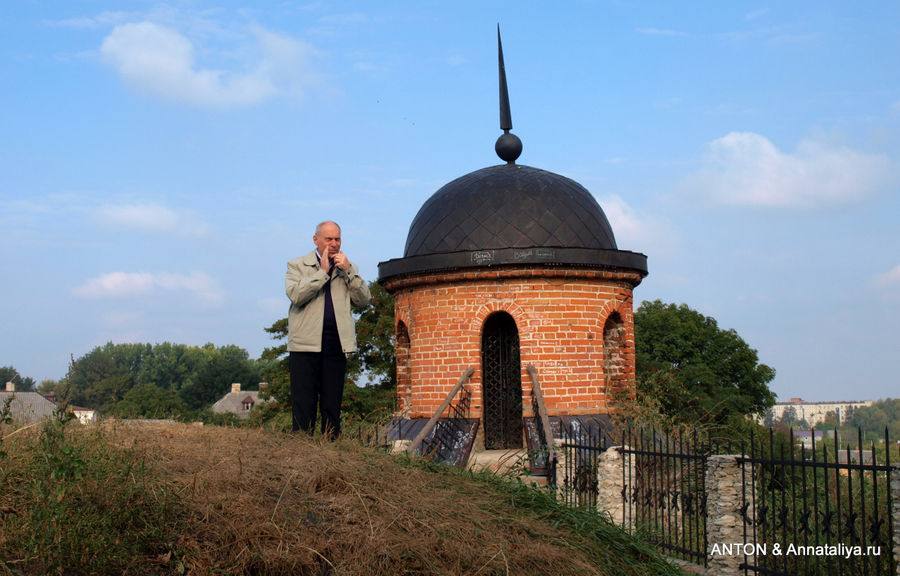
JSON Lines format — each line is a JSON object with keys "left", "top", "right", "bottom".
{"left": 103, "top": 420, "right": 678, "bottom": 576}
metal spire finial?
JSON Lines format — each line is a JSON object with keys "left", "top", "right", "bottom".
{"left": 498, "top": 25, "right": 512, "bottom": 132}
{"left": 495, "top": 25, "right": 522, "bottom": 164}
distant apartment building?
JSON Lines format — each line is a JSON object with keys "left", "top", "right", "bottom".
{"left": 767, "top": 397, "right": 873, "bottom": 427}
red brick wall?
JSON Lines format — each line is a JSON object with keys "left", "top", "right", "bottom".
{"left": 382, "top": 266, "right": 642, "bottom": 419}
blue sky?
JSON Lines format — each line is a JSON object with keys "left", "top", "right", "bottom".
{"left": 2, "top": 2, "right": 898, "bottom": 403}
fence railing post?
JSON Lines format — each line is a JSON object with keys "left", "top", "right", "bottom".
{"left": 892, "top": 464, "right": 900, "bottom": 576}
{"left": 596, "top": 445, "right": 628, "bottom": 526}
{"left": 553, "top": 436, "right": 567, "bottom": 500}
{"left": 706, "top": 454, "right": 748, "bottom": 576}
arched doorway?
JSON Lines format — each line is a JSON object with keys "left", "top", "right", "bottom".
{"left": 481, "top": 312, "right": 522, "bottom": 449}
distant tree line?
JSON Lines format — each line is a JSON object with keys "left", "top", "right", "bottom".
{"left": 826, "top": 399, "right": 900, "bottom": 445}
{"left": 846, "top": 398, "right": 900, "bottom": 439}
{"left": 44, "top": 342, "right": 265, "bottom": 420}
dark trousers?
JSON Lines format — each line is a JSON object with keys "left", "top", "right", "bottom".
{"left": 290, "top": 350, "right": 347, "bottom": 437}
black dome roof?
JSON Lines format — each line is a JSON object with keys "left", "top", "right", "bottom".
{"left": 378, "top": 163, "right": 648, "bottom": 281}
{"left": 404, "top": 163, "right": 617, "bottom": 257}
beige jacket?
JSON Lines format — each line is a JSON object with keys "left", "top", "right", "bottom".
{"left": 285, "top": 251, "right": 371, "bottom": 353}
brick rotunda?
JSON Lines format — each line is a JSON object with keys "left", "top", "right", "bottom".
{"left": 377, "top": 32, "right": 648, "bottom": 453}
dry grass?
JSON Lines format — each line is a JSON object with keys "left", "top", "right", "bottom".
{"left": 2, "top": 420, "right": 681, "bottom": 576}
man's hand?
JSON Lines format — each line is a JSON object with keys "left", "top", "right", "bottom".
{"left": 333, "top": 251, "right": 351, "bottom": 271}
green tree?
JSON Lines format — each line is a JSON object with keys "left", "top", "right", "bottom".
{"left": 353, "top": 281, "right": 396, "bottom": 388}
{"left": 179, "top": 345, "right": 263, "bottom": 411}
{"left": 113, "top": 383, "right": 184, "bottom": 418}
{"left": 137, "top": 342, "right": 204, "bottom": 392}
{"left": 779, "top": 406, "right": 801, "bottom": 427}
{"left": 105, "top": 342, "right": 152, "bottom": 380}
{"left": 634, "top": 300, "right": 776, "bottom": 429}
{"left": 37, "top": 379, "right": 65, "bottom": 397}
{"left": 259, "top": 318, "right": 291, "bottom": 413}
{"left": 849, "top": 398, "right": 900, "bottom": 442}
{"left": 67, "top": 342, "right": 263, "bottom": 417}
{"left": 68, "top": 349, "right": 131, "bottom": 412}
{"left": 0, "top": 366, "right": 36, "bottom": 391}
{"left": 814, "top": 411, "right": 840, "bottom": 430}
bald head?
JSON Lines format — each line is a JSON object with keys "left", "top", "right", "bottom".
{"left": 315, "top": 220, "right": 341, "bottom": 236}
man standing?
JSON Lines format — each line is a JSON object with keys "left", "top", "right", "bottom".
{"left": 285, "top": 221, "right": 370, "bottom": 437}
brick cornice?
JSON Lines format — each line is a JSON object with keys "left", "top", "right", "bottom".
{"left": 381, "top": 265, "right": 644, "bottom": 293}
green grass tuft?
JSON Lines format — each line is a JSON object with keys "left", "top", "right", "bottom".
{"left": 1, "top": 417, "right": 183, "bottom": 575}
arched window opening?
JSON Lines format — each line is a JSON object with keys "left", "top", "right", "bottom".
{"left": 603, "top": 312, "right": 628, "bottom": 399}
{"left": 396, "top": 320, "right": 411, "bottom": 414}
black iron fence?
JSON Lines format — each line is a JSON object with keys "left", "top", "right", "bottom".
{"left": 558, "top": 426, "right": 605, "bottom": 507}
{"left": 619, "top": 426, "right": 712, "bottom": 567}
{"left": 738, "top": 427, "right": 895, "bottom": 576}
{"left": 555, "top": 424, "right": 898, "bottom": 576}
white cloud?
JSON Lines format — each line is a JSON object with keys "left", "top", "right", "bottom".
{"left": 100, "top": 21, "right": 318, "bottom": 108}
{"left": 599, "top": 194, "right": 680, "bottom": 259}
{"left": 97, "top": 203, "right": 210, "bottom": 237}
{"left": 74, "top": 271, "right": 224, "bottom": 305}
{"left": 74, "top": 272, "right": 155, "bottom": 298}
{"left": 873, "top": 264, "right": 900, "bottom": 300}
{"left": 686, "top": 132, "right": 893, "bottom": 208}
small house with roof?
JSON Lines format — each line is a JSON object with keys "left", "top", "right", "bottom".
{"left": 1, "top": 381, "right": 57, "bottom": 425}
{"left": 211, "top": 383, "right": 270, "bottom": 420}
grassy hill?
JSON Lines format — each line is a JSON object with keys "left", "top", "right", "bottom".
{"left": 1, "top": 419, "right": 683, "bottom": 575}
